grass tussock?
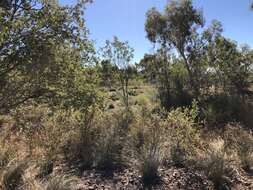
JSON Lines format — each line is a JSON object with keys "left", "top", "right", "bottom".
{"left": 1, "top": 162, "right": 26, "bottom": 190}
{"left": 197, "top": 139, "right": 235, "bottom": 189}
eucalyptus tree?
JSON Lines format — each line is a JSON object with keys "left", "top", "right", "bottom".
{"left": 207, "top": 37, "right": 252, "bottom": 98}
{"left": 101, "top": 36, "right": 134, "bottom": 110}
{"left": 0, "top": 0, "right": 96, "bottom": 112}
{"left": 145, "top": 0, "right": 204, "bottom": 96}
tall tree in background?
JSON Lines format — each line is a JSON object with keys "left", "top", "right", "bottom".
{"left": 0, "top": 0, "right": 97, "bottom": 112}
{"left": 145, "top": 0, "right": 203, "bottom": 96}
{"left": 101, "top": 36, "right": 134, "bottom": 111}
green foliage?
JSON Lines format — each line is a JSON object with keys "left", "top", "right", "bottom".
{"left": 144, "top": 0, "right": 253, "bottom": 122}
{"left": 201, "top": 95, "right": 253, "bottom": 127}
{"left": 0, "top": 0, "right": 253, "bottom": 189}
{"left": 98, "top": 60, "right": 118, "bottom": 87}
{"left": 101, "top": 36, "right": 134, "bottom": 110}
{"left": 206, "top": 37, "right": 253, "bottom": 97}
{"left": 0, "top": 0, "right": 96, "bottom": 113}
{"left": 139, "top": 54, "right": 160, "bottom": 84}
{"left": 145, "top": 0, "right": 204, "bottom": 95}
{"left": 166, "top": 101, "right": 201, "bottom": 166}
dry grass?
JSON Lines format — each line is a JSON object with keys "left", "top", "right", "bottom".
{"left": 197, "top": 139, "right": 235, "bottom": 189}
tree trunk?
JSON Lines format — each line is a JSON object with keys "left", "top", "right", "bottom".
{"left": 180, "top": 51, "right": 199, "bottom": 97}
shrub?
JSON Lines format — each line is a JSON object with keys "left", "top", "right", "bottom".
{"left": 201, "top": 94, "right": 253, "bottom": 127}
{"left": 11, "top": 104, "right": 51, "bottom": 133}
{"left": 25, "top": 109, "right": 75, "bottom": 177}
{"left": 35, "top": 159, "right": 54, "bottom": 179}
{"left": 118, "top": 109, "right": 134, "bottom": 128}
{"left": 166, "top": 100, "right": 201, "bottom": 166}
{"left": 23, "top": 174, "right": 76, "bottom": 190}
{"left": 64, "top": 107, "right": 125, "bottom": 170}
{"left": 10, "top": 104, "right": 52, "bottom": 156}
{"left": 134, "top": 94, "right": 152, "bottom": 108}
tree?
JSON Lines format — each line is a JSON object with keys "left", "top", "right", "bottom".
{"left": 140, "top": 50, "right": 192, "bottom": 108}
{"left": 0, "top": 0, "right": 97, "bottom": 112}
{"left": 98, "top": 60, "right": 118, "bottom": 88}
{"left": 145, "top": 0, "right": 204, "bottom": 96}
{"left": 101, "top": 36, "right": 134, "bottom": 110}
{"left": 206, "top": 37, "right": 253, "bottom": 99}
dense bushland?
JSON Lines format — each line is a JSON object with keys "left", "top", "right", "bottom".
{"left": 0, "top": 0, "right": 253, "bottom": 189}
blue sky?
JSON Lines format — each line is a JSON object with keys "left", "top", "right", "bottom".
{"left": 60, "top": 0, "right": 253, "bottom": 62}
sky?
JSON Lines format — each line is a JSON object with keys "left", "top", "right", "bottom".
{"left": 60, "top": 0, "right": 253, "bottom": 63}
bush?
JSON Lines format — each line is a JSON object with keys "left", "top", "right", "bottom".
{"left": 118, "top": 109, "right": 134, "bottom": 128}
{"left": 11, "top": 104, "right": 51, "bottom": 133}
{"left": 134, "top": 94, "right": 152, "bottom": 108}
{"left": 10, "top": 104, "right": 53, "bottom": 156}
{"left": 23, "top": 109, "right": 75, "bottom": 177}
{"left": 21, "top": 163, "right": 44, "bottom": 190}
{"left": 22, "top": 170, "right": 75, "bottom": 190}
{"left": 166, "top": 101, "right": 201, "bottom": 166}
{"left": 201, "top": 94, "right": 253, "bottom": 127}
{"left": 64, "top": 108, "right": 125, "bottom": 170}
